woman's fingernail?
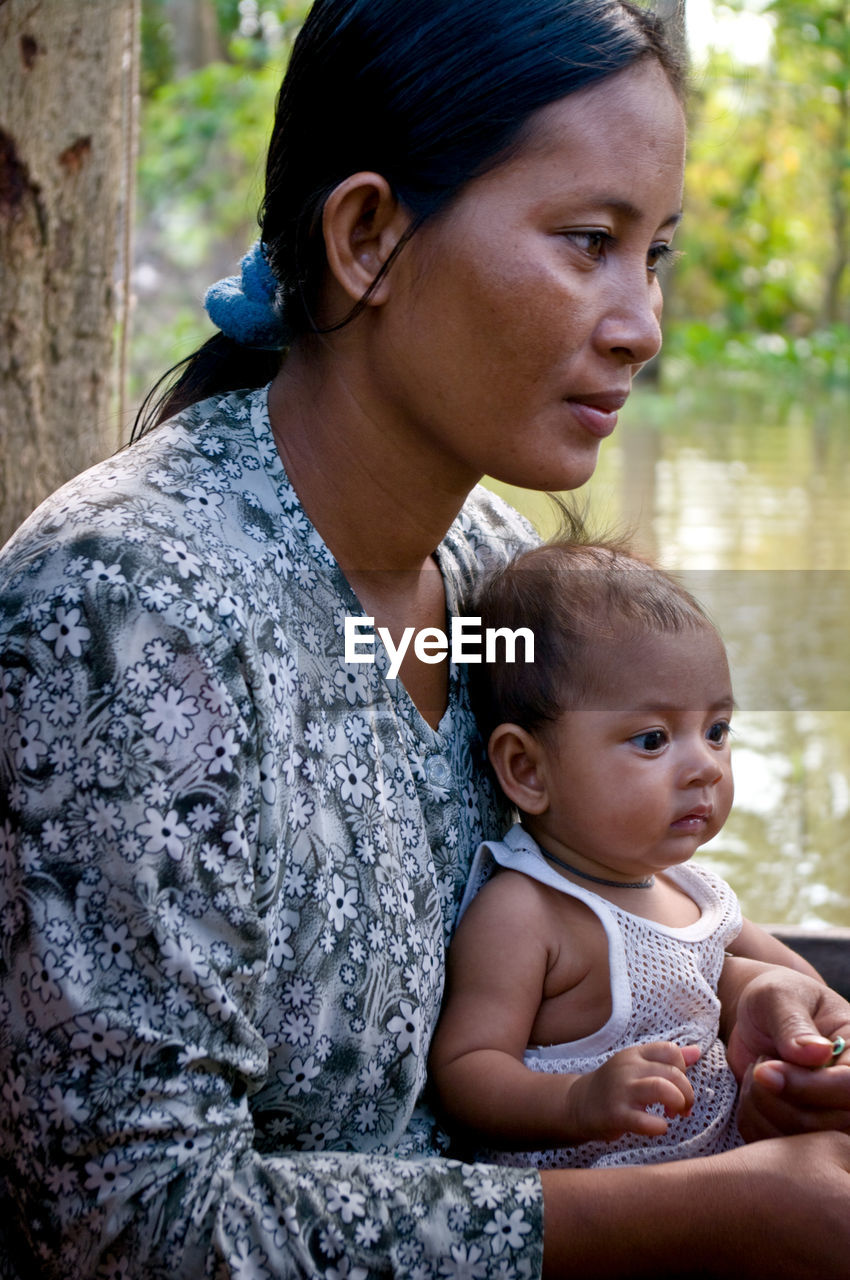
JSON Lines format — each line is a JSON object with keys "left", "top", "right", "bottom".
{"left": 754, "top": 1061, "right": 785, "bottom": 1091}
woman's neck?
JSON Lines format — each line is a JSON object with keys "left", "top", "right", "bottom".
{"left": 267, "top": 346, "right": 476, "bottom": 728}
{"left": 267, "top": 346, "right": 476, "bottom": 575}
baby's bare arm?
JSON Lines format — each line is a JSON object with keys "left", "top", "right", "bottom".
{"left": 430, "top": 872, "right": 573, "bottom": 1145}
{"left": 727, "top": 917, "right": 824, "bottom": 982}
{"left": 430, "top": 873, "right": 697, "bottom": 1148}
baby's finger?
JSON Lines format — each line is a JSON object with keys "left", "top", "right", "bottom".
{"left": 620, "top": 1105, "right": 669, "bottom": 1138}
{"left": 633, "top": 1073, "right": 694, "bottom": 1119}
{"left": 638, "top": 1040, "right": 701, "bottom": 1071}
{"left": 680, "top": 1043, "right": 702, "bottom": 1068}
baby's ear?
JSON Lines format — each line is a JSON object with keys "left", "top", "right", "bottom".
{"left": 486, "top": 724, "right": 549, "bottom": 814}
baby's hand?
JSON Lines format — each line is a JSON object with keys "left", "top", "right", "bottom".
{"left": 564, "top": 1041, "right": 701, "bottom": 1143}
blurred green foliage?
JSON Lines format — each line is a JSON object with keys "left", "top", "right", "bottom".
{"left": 667, "top": 0, "right": 849, "bottom": 390}
{"left": 133, "top": 1, "right": 311, "bottom": 397}
{"left": 132, "top": 0, "right": 849, "bottom": 404}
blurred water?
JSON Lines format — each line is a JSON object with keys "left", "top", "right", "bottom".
{"left": 486, "top": 386, "right": 850, "bottom": 926}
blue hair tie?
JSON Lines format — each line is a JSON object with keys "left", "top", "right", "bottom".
{"left": 204, "top": 241, "right": 289, "bottom": 350}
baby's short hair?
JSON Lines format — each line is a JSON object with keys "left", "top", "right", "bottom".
{"left": 469, "top": 536, "right": 715, "bottom": 744}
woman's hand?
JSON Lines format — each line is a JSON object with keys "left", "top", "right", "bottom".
{"left": 725, "top": 964, "right": 850, "bottom": 1141}
{"left": 565, "top": 1042, "right": 700, "bottom": 1142}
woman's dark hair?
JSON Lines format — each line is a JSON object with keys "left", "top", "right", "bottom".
{"left": 135, "top": 0, "right": 686, "bottom": 436}
{"left": 469, "top": 537, "right": 715, "bottom": 745}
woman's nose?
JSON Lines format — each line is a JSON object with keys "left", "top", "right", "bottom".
{"left": 594, "top": 274, "right": 664, "bottom": 369}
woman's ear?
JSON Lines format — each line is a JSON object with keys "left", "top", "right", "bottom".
{"left": 322, "top": 172, "right": 411, "bottom": 310}
{"left": 486, "top": 724, "right": 550, "bottom": 815}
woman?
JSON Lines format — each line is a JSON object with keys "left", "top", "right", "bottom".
{"left": 0, "top": 1, "right": 848, "bottom": 1276}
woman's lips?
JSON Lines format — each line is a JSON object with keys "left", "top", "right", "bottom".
{"left": 566, "top": 391, "right": 629, "bottom": 439}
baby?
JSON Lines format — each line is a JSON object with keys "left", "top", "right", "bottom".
{"left": 430, "top": 539, "right": 820, "bottom": 1169}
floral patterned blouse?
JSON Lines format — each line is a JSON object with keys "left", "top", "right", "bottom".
{"left": 0, "top": 387, "right": 542, "bottom": 1280}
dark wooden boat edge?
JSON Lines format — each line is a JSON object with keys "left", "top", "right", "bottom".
{"left": 768, "top": 925, "right": 850, "bottom": 1000}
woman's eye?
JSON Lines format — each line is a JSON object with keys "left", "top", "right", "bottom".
{"left": 631, "top": 729, "right": 667, "bottom": 752}
{"left": 706, "top": 720, "right": 731, "bottom": 745}
{"left": 647, "top": 242, "right": 680, "bottom": 275}
{"left": 566, "top": 230, "right": 612, "bottom": 259}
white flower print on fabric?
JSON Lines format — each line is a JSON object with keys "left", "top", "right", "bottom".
{"left": 0, "top": 386, "right": 540, "bottom": 1279}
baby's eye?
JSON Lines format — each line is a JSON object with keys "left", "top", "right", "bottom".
{"left": 631, "top": 729, "right": 668, "bottom": 753}
{"left": 706, "top": 720, "right": 731, "bottom": 745}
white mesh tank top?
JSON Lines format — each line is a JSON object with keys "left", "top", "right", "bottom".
{"left": 458, "top": 823, "right": 744, "bottom": 1169}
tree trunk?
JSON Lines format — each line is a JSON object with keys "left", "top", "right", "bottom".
{"left": 164, "top": 0, "right": 222, "bottom": 75}
{"left": 0, "top": 0, "right": 139, "bottom": 546}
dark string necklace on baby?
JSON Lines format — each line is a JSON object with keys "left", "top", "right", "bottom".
{"left": 538, "top": 845, "right": 655, "bottom": 890}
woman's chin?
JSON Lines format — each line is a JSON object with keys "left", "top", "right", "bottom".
{"left": 490, "top": 450, "right": 602, "bottom": 497}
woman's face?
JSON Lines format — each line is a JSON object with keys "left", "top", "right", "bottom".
{"left": 372, "top": 58, "right": 687, "bottom": 494}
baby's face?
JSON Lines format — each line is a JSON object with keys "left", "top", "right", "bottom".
{"left": 530, "top": 625, "right": 734, "bottom": 885}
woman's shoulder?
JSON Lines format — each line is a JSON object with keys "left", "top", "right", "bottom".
{"left": 437, "top": 484, "right": 539, "bottom": 603}
{"left": 0, "top": 388, "right": 277, "bottom": 592}
{"left": 457, "top": 483, "right": 538, "bottom": 551}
